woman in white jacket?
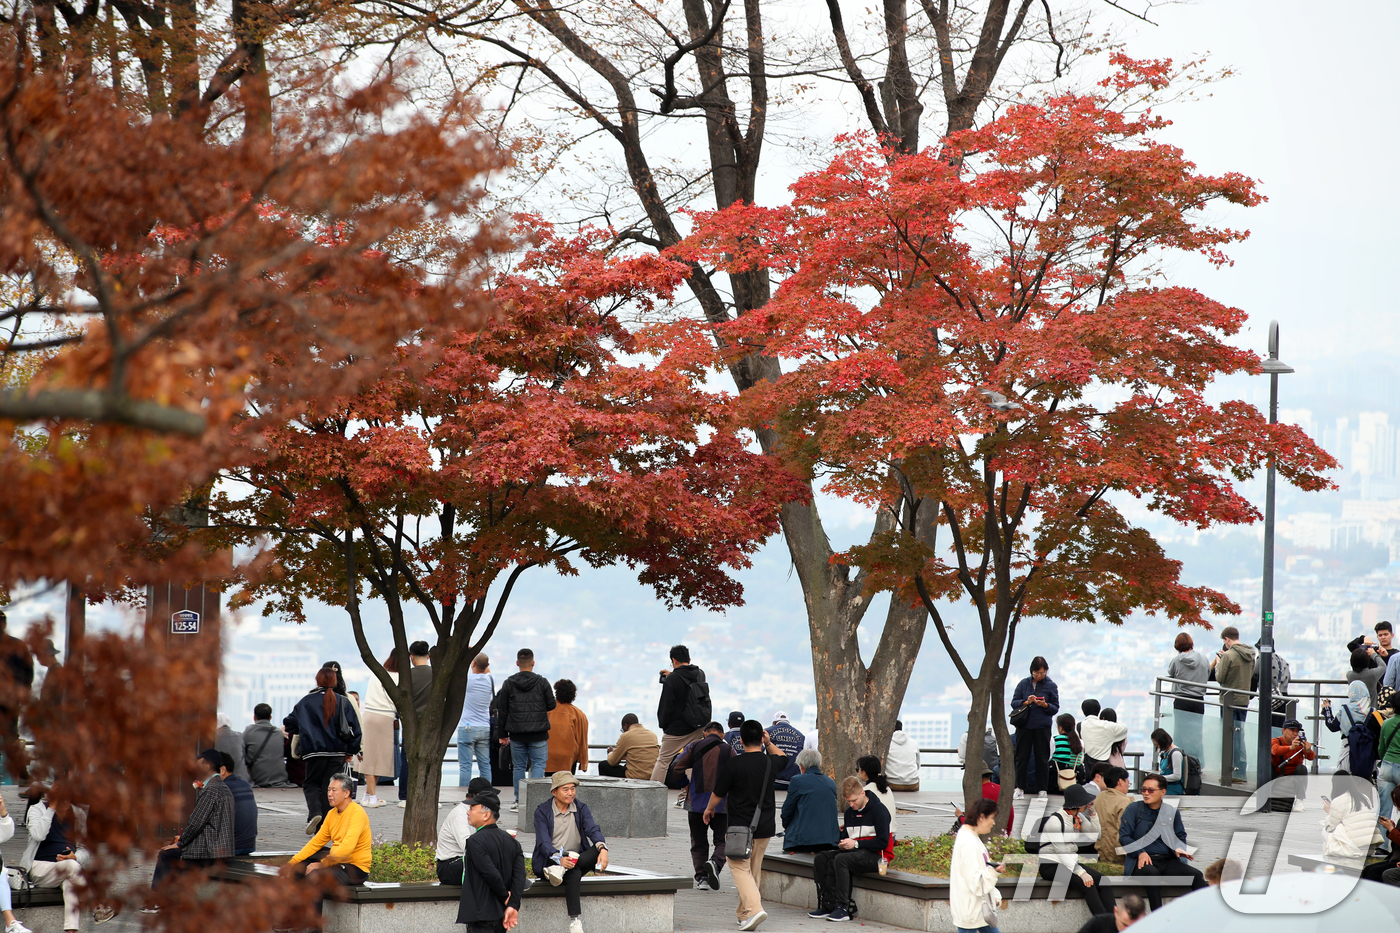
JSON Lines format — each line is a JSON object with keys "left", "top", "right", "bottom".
{"left": 1321, "top": 773, "right": 1377, "bottom": 862}
{"left": 0, "top": 795, "right": 33, "bottom": 933}
{"left": 950, "top": 799, "right": 1005, "bottom": 933}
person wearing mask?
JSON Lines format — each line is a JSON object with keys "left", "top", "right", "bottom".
{"left": 1010, "top": 657, "right": 1059, "bottom": 800}
{"left": 1093, "top": 767, "right": 1133, "bottom": 868}
{"left": 674, "top": 722, "right": 737, "bottom": 889}
{"left": 856, "top": 755, "right": 898, "bottom": 841}
{"left": 766, "top": 713, "right": 806, "bottom": 790}
{"left": 396, "top": 641, "right": 434, "bottom": 808}
{"left": 604, "top": 714, "right": 660, "bottom": 780}
{"left": 359, "top": 653, "right": 400, "bottom": 807}
{"left": 285, "top": 667, "right": 361, "bottom": 834}
{"left": 546, "top": 679, "right": 589, "bottom": 776}
{"left": 150, "top": 750, "right": 236, "bottom": 890}
{"left": 705, "top": 720, "right": 788, "bottom": 932}
{"left": 949, "top": 799, "right": 1004, "bottom": 933}
{"left": 438, "top": 777, "right": 493, "bottom": 884}
{"left": 492, "top": 647, "right": 556, "bottom": 812}
{"left": 456, "top": 786, "right": 525, "bottom": 933}
{"left": 651, "top": 645, "right": 711, "bottom": 790}
{"left": 217, "top": 752, "right": 259, "bottom": 856}
{"left": 958, "top": 727, "right": 1000, "bottom": 785}
{"left": 723, "top": 711, "right": 746, "bottom": 755}
{"left": 457, "top": 654, "right": 496, "bottom": 788}
{"left": 1165, "top": 633, "right": 1209, "bottom": 764}
{"left": 1074, "top": 894, "right": 1147, "bottom": 933}
{"left": 282, "top": 774, "right": 373, "bottom": 919}
{"left": 886, "top": 720, "right": 921, "bottom": 792}
{"left": 809, "top": 776, "right": 892, "bottom": 923}
{"left": 1209, "top": 626, "right": 1255, "bottom": 782}
{"left": 1038, "top": 783, "right": 1114, "bottom": 919}
{"left": 1151, "top": 729, "right": 1187, "bottom": 796}
{"left": 532, "top": 773, "right": 609, "bottom": 933}
{"left": 20, "top": 783, "right": 113, "bottom": 930}
{"left": 780, "top": 748, "right": 839, "bottom": 855}
{"left": 1118, "top": 773, "right": 1206, "bottom": 910}
{"left": 244, "top": 704, "right": 293, "bottom": 788}
{"left": 1347, "top": 646, "right": 1384, "bottom": 705}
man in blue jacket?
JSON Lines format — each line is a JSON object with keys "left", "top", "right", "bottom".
{"left": 673, "top": 721, "right": 734, "bottom": 890}
{"left": 811, "top": 775, "right": 891, "bottom": 922}
{"left": 532, "top": 772, "right": 609, "bottom": 933}
{"left": 1118, "top": 773, "right": 1206, "bottom": 910}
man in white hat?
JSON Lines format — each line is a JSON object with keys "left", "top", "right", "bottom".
{"left": 530, "top": 772, "right": 609, "bottom": 933}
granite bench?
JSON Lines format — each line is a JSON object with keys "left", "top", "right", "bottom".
{"left": 518, "top": 776, "right": 667, "bottom": 838}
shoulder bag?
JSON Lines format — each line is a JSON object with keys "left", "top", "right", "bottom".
{"left": 246, "top": 726, "right": 277, "bottom": 770}
{"left": 725, "top": 751, "right": 773, "bottom": 861}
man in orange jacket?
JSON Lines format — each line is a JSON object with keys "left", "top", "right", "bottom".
{"left": 1270, "top": 718, "right": 1315, "bottom": 812}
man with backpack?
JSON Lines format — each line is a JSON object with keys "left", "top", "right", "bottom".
{"left": 1032, "top": 783, "right": 1115, "bottom": 920}
{"left": 493, "top": 648, "right": 557, "bottom": 812}
{"left": 650, "top": 645, "right": 711, "bottom": 791}
{"left": 672, "top": 721, "right": 735, "bottom": 890}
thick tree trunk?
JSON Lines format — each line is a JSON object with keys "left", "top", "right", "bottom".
{"left": 400, "top": 716, "right": 451, "bottom": 844}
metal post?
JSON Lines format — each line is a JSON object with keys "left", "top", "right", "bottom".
{"left": 1256, "top": 322, "right": 1293, "bottom": 793}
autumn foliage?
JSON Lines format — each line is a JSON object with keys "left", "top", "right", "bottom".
{"left": 685, "top": 56, "right": 1337, "bottom": 806}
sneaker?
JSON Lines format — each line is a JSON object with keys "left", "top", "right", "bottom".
{"left": 807, "top": 908, "right": 831, "bottom": 919}
{"left": 510, "top": 803, "right": 520, "bottom": 812}
{"left": 9, "top": 920, "right": 34, "bottom": 933}
{"left": 702, "top": 860, "right": 721, "bottom": 891}
{"left": 93, "top": 906, "right": 116, "bottom": 924}
{"left": 738, "top": 910, "right": 767, "bottom": 931}
{"left": 398, "top": 800, "right": 407, "bottom": 808}
{"left": 304, "top": 815, "right": 322, "bottom": 835}
{"left": 138, "top": 908, "right": 160, "bottom": 916}
{"left": 674, "top": 796, "right": 686, "bottom": 809}
{"left": 1013, "top": 788, "right": 1024, "bottom": 801}
{"left": 827, "top": 907, "right": 851, "bottom": 922}
{"left": 544, "top": 865, "right": 565, "bottom": 887}
{"left": 694, "top": 878, "right": 710, "bottom": 890}
{"left": 568, "top": 918, "right": 584, "bottom": 933}
{"left": 363, "top": 795, "right": 384, "bottom": 808}
{"left": 1037, "top": 790, "right": 1048, "bottom": 799}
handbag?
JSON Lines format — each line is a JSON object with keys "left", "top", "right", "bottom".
{"left": 335, "top": 695, "right": 357, "bottom": 745}
{"left": 725, "top": 751, "right": 773, "bottom": 861}
{"left": 1009, "top": 703, "right": 1031, "bottom": 729}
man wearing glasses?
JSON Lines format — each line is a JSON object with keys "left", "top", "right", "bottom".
{"left": 1117, "top": 773, "right": 1207, "bottom": 910}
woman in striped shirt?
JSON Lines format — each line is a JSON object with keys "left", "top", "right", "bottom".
{"left": 1051, "top": 713, "right": 1084, "bottom": 776}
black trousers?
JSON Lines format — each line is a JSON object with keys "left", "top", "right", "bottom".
{"left": 300, "top": 848, "right": 369, "bottom": 915}
{"left": 151, "top": 848, "right": 217, "bottom": 889}
{"left": 1362, "top": 851, "right": 1400, "bottom": 882}
{"left": 687, "top": 810, "right": 727, "bottom": 879}
{"left": 1131, "top": 854, "right": 1206, "bottom": 911}
{"left": 303, "top": 756, "right": 345, "bottom": 822}
{"left": 465, "top": 923, "right": 506, "bottom": 933}
{"left": 1038, "top": 862, "right": 1115, "bottom": 916}
{"left": 1014, "top": 727, "right": 1051, "bottom": 794}
{"left": 813, "top": 848, "right": 880, "bottom": 911}
{"left": 558, "top": 845, "right": 600, "bottom": 917}
{"left": 436, "top": 857, "right": 464, "bottom": 885}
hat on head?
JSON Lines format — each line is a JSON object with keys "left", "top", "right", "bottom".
{"left": 465, "top": 787, "right": 500, "bottom": 814}
{"left": 466, "top": 777, "right": 493, "bottom": 797}
{"left": 1062, "top": 784, "right": 1094, "bottom": 809}
{"left": 980, "top": 765, "right": 994, "bottom": 779}
{"left": 1282, "top": 718, "right": 1303, "bottom": 731}
{"left": 550, "top": 771, "right": 580, "bottom": 792}
{"left": 728, "top": 711, "right": 745, "bottom": 728}
{"left": 772, "top": 711, "right": 789, "bottom": 722}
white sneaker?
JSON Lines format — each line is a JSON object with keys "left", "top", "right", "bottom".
{"left": 9, "top": 920, "right": 34, "bottom": 933}
{"left": 305, "top": 815, "right": 322, "bottom": 835}
{"left": 398, "top": 800, "right": 407, "bottom": 808}
{"left": 510, "top": 803, "right": 520, "bottom": 812}
{"left": 1037, "top": 790, "right": 1048, "bottom": 798}
{"left": 1013, "top": 788, "right": 1024, "bottom": 801}
{"left": 568, "top": 918, "right": 584, "bottom": 933}
{"left": 363, "top": 796, "right": 385, "bottom": 808}
{"left": 544, "top": 865, "right": 565, "bottom": 887}
{"left": 738, "top": 910, "right": 767, "bottom": 931}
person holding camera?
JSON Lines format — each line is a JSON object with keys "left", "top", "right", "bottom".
{"left": 649, "top": 645, "right": 710, "bottom": 789}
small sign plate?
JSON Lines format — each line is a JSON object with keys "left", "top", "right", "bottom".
{"left": 171, "top": 609, "right": 201, "bottom": 634}
{"left": 1263, "top": 611, "right": 1275, "bottom": 623}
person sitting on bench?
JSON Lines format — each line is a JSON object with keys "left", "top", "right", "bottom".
{"left": 809, "top": 776, "right": 891, "bottom": 923}
{"left": 1119, "top": 773, "right": 1206, "bottom": 911}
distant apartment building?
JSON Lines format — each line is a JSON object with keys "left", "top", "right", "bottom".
{"left": 899, "top": 712, "right": 953, "bottom": 769}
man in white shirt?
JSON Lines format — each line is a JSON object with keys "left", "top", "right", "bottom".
{"left": 436, "top": 778, "right": 492, "bottom": 884}
{"left": 1078, "top": 699, "right": 1127, "bottom": 765}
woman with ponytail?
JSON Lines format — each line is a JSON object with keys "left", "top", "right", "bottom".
{"left": 285, "top": 667, "right": 362, "bottom": 834}
{"left": 856, "top": 755, "right": 898, "bottom": 840}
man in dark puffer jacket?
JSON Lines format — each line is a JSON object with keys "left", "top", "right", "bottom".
{"left": 492, "top": 647, "right": 556, "bottom": 811}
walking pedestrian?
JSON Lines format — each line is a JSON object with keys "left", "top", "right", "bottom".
{"left": 456, "top": 787, "right": 524, "bottom": 933}
{"left": 705, "top": 720, "right": 788, "bottom": 932}
{"left": 546, "top": 679, "right": 589, "bottom": 776}
{"left": 674, "top": 722, "right": 735, "bottom": 889}
{"left": 650, "top": 645, "right": 711, "bottom": 791}
{"left": 458, "top": 654, "right": 496, "bottom": 788}
{"left": 1210, "top": 626, "right": 1255, "bottom": 781}
{"left": 284, "top": 668, "right": 361, "bottom": 834}
{"left": 492, "top": 648, "right": 556, "bottom": 812}
{"left": 950, "top": 799, "right": 1005, "bottom": 933}
{"left": 1166, "top": 632, "right": 1209, "bottom": 764}
{"left": 358, "top": 653, "right": 399, "bottom": 807}
{"left": 1010, "top": 657, "right": 1058, "bottom": 800}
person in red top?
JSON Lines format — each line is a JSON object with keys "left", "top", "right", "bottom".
{"left": 1269, "top": 718, "right": 1316, "bottom": 812}
{"left": 953, "top": 766, "right": 1013, "bottom": 835}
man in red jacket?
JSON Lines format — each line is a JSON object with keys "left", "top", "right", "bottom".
{"left": 1270, "top": 719, "right": 1315, "bottom": 812}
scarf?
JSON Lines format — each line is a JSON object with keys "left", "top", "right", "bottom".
{"left": 1345, "top": 680, "right": 1371, "bottom": 722}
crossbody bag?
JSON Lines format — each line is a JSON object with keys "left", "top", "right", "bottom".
{"left": 725, "top": 752, "right": 773, "bottom": 861}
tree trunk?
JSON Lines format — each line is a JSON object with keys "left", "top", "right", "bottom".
{"left": 400, "top": 715, "right": 451, "bottom": 844}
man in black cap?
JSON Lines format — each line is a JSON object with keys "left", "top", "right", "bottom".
{"left": 723, "top": 711, "right": 745, "bottom": 755}
{"left": 457, "top": 787, "right": 525, "bottom": 933}
{"left": 439, "top": 777, "right": 493, "bottom": 884}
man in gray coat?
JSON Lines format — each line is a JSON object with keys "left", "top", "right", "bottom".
{"left": 243, "top": 704, "right": 292, "bottom": 786}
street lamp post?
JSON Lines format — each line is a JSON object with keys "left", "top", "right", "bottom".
{"left": 1256, "top": 321, "right": 1293, "bottom": 794}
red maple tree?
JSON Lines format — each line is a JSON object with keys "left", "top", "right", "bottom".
{"left": 214, "top": 222, "right": 805, "bottom": 842}
{"left": 686, "top": 56, "right": 1337, "bottom": 812}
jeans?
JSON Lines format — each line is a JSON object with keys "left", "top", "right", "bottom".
{"left": 1230, "top": 709, "right": 1248, "bottom": 778}
{"left": 956, "top": 927, "right": 999, "bottom": 933}
{"left": 510, "top": 738, "right": 549, "bottom": 802}
{"left": 458, "top": 725, "right": 492, "bottom": 786}
{"left": 1379, "top": 761, "right": 1400, "bottom": 849}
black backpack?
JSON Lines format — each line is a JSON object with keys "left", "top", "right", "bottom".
{"left": 1184, "top": 752, "right": 1203, "bottom": 795}
{"left": 680, "top": 672, "right": 712, "bottom": 730}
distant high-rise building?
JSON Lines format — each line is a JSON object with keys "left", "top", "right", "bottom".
{"left": 220, "top": 620, "right": 324, "bottom": 727}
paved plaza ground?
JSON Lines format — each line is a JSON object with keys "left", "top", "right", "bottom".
{"left": 0, "top": 781, "right": 1326, "bottom": 933}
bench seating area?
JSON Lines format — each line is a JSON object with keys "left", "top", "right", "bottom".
{"left": 761, "top": 852, "right": 1196, "bottom": 933}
